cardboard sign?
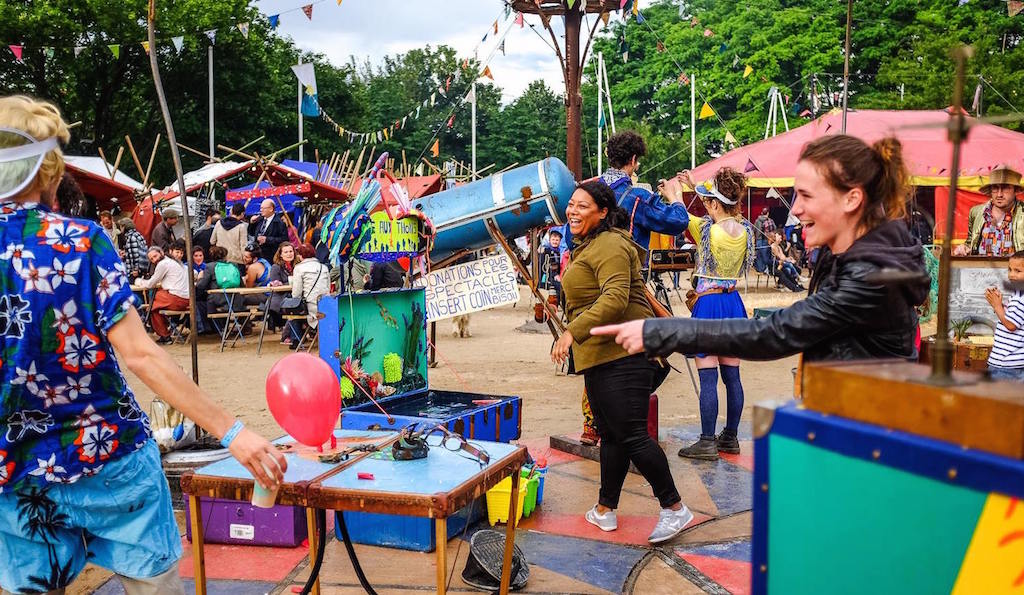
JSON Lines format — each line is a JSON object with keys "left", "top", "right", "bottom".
{"left": 948, "top": 256, "right": 1010, "bottom": 334}
{"left": 416, "top": 254, "right": 519, "bottom": 321}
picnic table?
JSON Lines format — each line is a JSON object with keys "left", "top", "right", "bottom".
{"left": 181, "top": 429, "right": 528, "bottom": 595}
{"left": 215, "top": 284, "right": 292, "bottom": 354}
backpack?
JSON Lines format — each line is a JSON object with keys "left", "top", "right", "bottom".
{"left": 214, "top": 261, "right": 241, "bottom": 289}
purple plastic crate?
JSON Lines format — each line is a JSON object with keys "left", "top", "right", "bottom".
{"left": 184, "top": 497, "right": 307, "bottom": 547}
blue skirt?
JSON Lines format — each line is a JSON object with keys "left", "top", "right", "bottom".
{"left": 689, "top": 291, "right": 747, "bottom": 358}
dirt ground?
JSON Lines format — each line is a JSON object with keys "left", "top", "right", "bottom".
{"left": 66, "top": 276, "right": 860, "bottom": 593}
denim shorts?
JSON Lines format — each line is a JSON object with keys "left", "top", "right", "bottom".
{"left": 990, "top": 365, "right": 1024, "bottom": 382}
{"left": 0, "top": 441, "right": 182, "bottom": 593}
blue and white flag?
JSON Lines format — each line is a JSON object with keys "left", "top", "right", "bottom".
{"left": 291, "top": 62, "right": 319, "bottom": 117}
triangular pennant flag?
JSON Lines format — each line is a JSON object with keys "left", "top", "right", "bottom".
{"left": 447, "top": 114, "right": 455, "bottom": 128}
{"left": 467, "top": 85, "right": 476, "bottom": 102}
{"left": 724, "top": 131, "right": 737, "bottom": 144}
{"left": 718, "top": 43, "right": 727, "bottom": 54}
{"left": 383, "top": 128, "right": 389, "bottom": 140}
{"left": 481, "top": 66, "right": 493, "bottom": 80}
{"left": 141, "top": 41, "right": 150, "bottom": 54}
{"left": 568, "top": 0, "right": 578, "bottom": 9}
{"left": 598, "top": 113, "right": 606, "bottom": 129}
{"left": 703, "top": 28, "right": 714, "bottom": 37}
{"left": 268, "top": 14, "right": 280, "bottom": 29}
{"left": 620, "top": 0, "right": 628, "bottom": 8}
{"left": 205, "top": 29, "right": 217, "bottom": 44}
{"left": 691, "top": 17, "right": 699, "bottom": 27}
{"left": 482, "top": 32, "right": 488, "bottom": 43}
{"left": 172, "top": 36, "right": 184, "bottom": 53}
{"left": 415, "top": 163, "right": 424, "bottom": 176}
{"left": 493, "top": 20, "right": 498, "bottom": 34}
{"left": 656, "top": 40, "right": 665, "bottom": 52}
{"left": 416, "top": 106, "right": 421, "bottom": 118}
{"left": 237, "top": 22, "right": 250, "bottom": 39}
{"left": 499, "top": 40, "right": 505, "bottom": 56}
{"left": 44, "top": 47, "right": 54, "bottom": 60}
{"left": 430, "top": 93, "right": 436, "bottom": 106}
{"left": 337, "top": 0, "right": 343, "bottom": 5}
{"left": 633, "top": 1, "right": 639, "bottom": 16}
{"left": 401, "top": 116, "right": 407, "bottom": 128}
{"left": 74, "top": 46, "right": 85, "bottom": 57}
{"left": 9, "top": 45, "right": 22, "bottom": 62}
{"left": 302, "top": 4, "right": 313, "bottom": 19}
{"left": 699, "top": 102, "right": 715, "bottom": 119}
{"left": 445, "top": 76, "right": 451, "bottom": 91}
{"left": 601, "top": 11, "right": 610, "bottom": 25}
{"left": 621, "top": 50, "right": 628, "bottom": 62}
{"left": 766, "top": 187, "right": 782, "bottom": 199}
{"left": 108, "top": 44, "right": 119, "bottom": 59}
{"left": 678, "top": 72, "right": 690, "bottom": 85}
{"left": 743, "top": 65, "right": 753, "bottom": 78}
{"left": 732, "top": 54, "right": 739, "bottom": 67}
{"left": 516, "top": 12, "right": 524, "bottom": 27}
{"left": 1010, "top": 0, "right": 1024, "bottom": 16}
{"left": 799, "top": 109, "right": 812, "bottom": 117}
{"left": 744, "top": 159, "right": 758, "bottom": 173}
{"left": 431, "top": 139, "right": 440, "bottom": 157}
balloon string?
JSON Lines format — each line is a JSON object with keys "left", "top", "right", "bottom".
{"left": 341, "top": 365, "right": 394, "bottom": 423}
{"left": 425, "top": 336, "right": 475, "bottom": 393}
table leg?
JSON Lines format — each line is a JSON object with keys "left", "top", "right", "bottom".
{"left": 304, "top": 508, "right": 321, "bottom": 595}
{"left": 257, "top": 295, "right": 271, "bottom": 356}
{"left": 435, "top": 517, "right": 448, "bottom": 595}
{"left": 188, "top": 494, "right": 207, "bottom": 595}
{"left": 499, "top": 471, "right": 519, "bottom": 595}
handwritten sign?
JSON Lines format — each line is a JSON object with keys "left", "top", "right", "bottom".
{"left": 358, "top": 212, "right": 421, "bottom": 262}
{"left": 948, "top": 257, "right": 1010, "bottom": 333}
{"left": 415, "top": 254, "right": 519, "bottom": 321}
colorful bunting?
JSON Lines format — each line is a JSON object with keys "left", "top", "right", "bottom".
{"left": 732, "top": 54, "right": 739, "bottom": 67}
{"left": 656, "top": 40, "right": 665, "bottom": 52}
{"left": 678, "top": 72, "right": 690, "bottom": 85}
{"left": 744, "top": 159, "right": 758, "bottom": 173}
{"left": 337, "top": 0, "right": 343, "bottom": 4}
{"left": 725, "top": 131, "right": 737, "bottom": 144}
{"left": 516, "top": 12, "right": 524, "bottom": 27}
{"left": 718, "top": 43, "right": 727, "bottom": 54}
{"left": 636, "top": 11, "right": 645, "bottom": 23}
{"left": 8, "top": 45, "right": 22, "bottom": 62}
{"left": 205, "top": 29, "right": 217, "bottom": 44}
{"left": 268, "top": 14, "right": 280, "bottom": 29}
{"left": 431, "top": 139, "right": 440, "bottom": 157}
{"left": 74, "top": 46, "right": 85, "bottom": 57}
{"left": 601, "top": 12, "right": 610, "bottom": 26}
{"left": 481, "top": 66, "right": 493, "bottom": 80}
{"left": 499, "top": 40, "right": 505, "bottom": 56}
{"left": 493, "top": 19, "right": 498, "bottom": 34}
{"left": 108, "top": 44, "right": 119, "bottom": 59}
{"left": 703, "top": 28, "right": 714, "bottom": 37}
{"left": 799, "top": 109, "right": 812, "bottom": 117}
{"left": 302, "top": 4, "right": 313, "bottom": 19}
{"left": 447, "top": 114, "right": 455, "bottom": 128}
{"left": 1010, "top": 0, "right": 1023, "bottom": 16}
{"left": 699, "top": 102, "right": 715, "bottom": 119}
{"left": 743, "top": 65, "right": 753, "bottom": 78}
{"left": 237, "top": 22, "right": 249, "bottom": 39}
{"left": 172, "top": 36, "right": 184, "bottom": 53}
{"left": 141, "top": 41, "right": 150, "bottom": 54}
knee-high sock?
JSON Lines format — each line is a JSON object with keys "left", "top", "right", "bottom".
{"left": 697, "top": 367, "right": 719, "bottom": 438}
{"left": 720, "top": 364, "right": 744, "bottom": 435}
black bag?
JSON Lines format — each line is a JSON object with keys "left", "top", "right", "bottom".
{"left": 280, "top": 296, "right": 304, "bottom": 311}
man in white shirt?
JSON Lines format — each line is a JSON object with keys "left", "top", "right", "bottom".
{"left": 137, "top": 246, "right": 191, "bottom": 344}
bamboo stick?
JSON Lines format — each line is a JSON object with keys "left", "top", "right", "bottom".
{"left": 97, "top": 147, "right": 114, "bottom": 178}
{"left": 176, "top": 141, "right": 214, "bottom": 162}
{"left": 124, "top": 135, "right": 145, "bottom": 181}
{"left": 143, "top": 134, "right": 161, "bottom": 189}
{"left": 110, "top": 147, "right": 125, "bottom": 180}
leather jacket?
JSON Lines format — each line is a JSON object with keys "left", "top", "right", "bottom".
{"left": 643, "top": 221, "right": 930, "bottom": 362}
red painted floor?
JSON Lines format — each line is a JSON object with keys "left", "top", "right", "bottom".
{"left": 719, "top": 451, "right": 755, "bottom": 472}
{"left": 678, "top": 552, "right": 752, "bottom": 595}
{"left": 516, "top": 437, "right": 583, "bottom": 467}
{"left": 178, "top": 538, "right": 312, "bottom": 582}
{"left": 519, "top": 510, "right": 712, "bottom": 547}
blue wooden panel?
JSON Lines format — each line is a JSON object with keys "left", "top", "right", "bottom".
{"left": 318, "top": 294, "right": 342, "bottom": 381}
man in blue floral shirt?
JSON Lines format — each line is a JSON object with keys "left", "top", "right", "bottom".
{"left": 0, "top": 97, "right": 286, "bottom": 594}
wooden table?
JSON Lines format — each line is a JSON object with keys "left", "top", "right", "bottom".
{"left": 216, "top": 285, "right": 292, "bottom": 354}
{"left": 181, "top": 429, "right": 528, "bottom": 595}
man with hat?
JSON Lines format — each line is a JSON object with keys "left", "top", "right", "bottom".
{"left": 151, "top": 207, "right": 179, "bottom": 252}
{"left": 955, "top": 164, "right": 1024, "bottom": 256}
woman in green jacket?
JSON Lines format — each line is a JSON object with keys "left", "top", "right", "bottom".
{"left": 551, "top": 180, "right": 694, "bottom": 544}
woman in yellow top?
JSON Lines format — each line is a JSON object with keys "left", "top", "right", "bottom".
{"left": 551, "top": 180, "right": 694, "bottom": 545}
{"left": 668, "top": 168, "right": 754, "bottom": 460}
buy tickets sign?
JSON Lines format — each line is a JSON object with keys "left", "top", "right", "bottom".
{"left": 415, "top": 254, "right": 519, "bottom": 321}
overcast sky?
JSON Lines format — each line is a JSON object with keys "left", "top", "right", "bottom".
{"left": 254, "top": 0, "right": 653, "bottom": 104}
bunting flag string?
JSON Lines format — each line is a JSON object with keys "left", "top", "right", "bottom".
{"left": 699, "top": 102, "right": 715, "bottom": 119}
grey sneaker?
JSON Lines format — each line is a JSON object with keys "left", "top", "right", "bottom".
{"left": 585, "top": 505, "right": 618, "bottom": 532}
{"left": 715, "top": 432, "right": 741, "bottom": 454}
{"left": 648, "top": 505, "right": 695, "bottom": 544}
{"left": 678, "top": 436, "right": 719, "bottom": 460}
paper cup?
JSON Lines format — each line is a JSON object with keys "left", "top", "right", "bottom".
{"left": 251, "top": 461, "right": 281, "bottom": 508}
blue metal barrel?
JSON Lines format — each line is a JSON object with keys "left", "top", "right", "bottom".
{"left": 412, "top": 157, "right": 577, "bottom": 261}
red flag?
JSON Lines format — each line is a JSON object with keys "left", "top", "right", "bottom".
{"left": 482, "top": 66, "right": 493, "bottom": 80}
{"left": 302, "top": 4, "right": 313, "bottom": 19}
{"left": 744, "top": 159, "right": 758, "bottom": 173}
{"left": 515, "top": 12, "right": 524, "bottom": 27}
{"left": 447, "top": 114, "right": 455, "bottom": 128}
{"left": 677, "top": 72, "right": 690, "bottom": 85}
{"left": 445, "top": 76, "right": 451, "bottom": 91}
{"left": 9, "top": 45, "right": 23, "bottom": 61}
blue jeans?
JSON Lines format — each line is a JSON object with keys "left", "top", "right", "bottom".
{"left": 990, "top": 366, "right": 1024, "bottom": 382}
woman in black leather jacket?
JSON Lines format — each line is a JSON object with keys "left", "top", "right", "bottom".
{"left": 593, "top": 135, "right": 930, "bottom": 363}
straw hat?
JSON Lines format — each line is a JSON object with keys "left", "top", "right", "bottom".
{"left": 979, "top": 164, "right": 1023, "bottom": 194}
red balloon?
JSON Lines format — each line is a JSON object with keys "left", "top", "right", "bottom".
{"left": 266, "top": 353, "right": 341, "bottom": 447}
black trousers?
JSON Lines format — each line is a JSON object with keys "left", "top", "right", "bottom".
{"left": 584, "top": 354, "right": 681, "bottom": 510}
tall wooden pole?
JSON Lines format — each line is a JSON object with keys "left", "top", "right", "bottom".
{"left": 564, "top": 8, "right": 583, "bottom": 180}
{"left": 841, "top": 0, "right": 852, "bottom": 134}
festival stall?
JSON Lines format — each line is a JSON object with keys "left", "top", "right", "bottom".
{"left": 64, "top": 155, "right": 144, "bottom": 214}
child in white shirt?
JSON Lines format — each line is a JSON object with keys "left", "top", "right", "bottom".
{"left": 986, "top": 251, "right": 1024, "bottom": 382}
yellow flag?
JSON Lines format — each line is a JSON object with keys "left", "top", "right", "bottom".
{"left": 725, "top": 131, "right": 737, "bottom": 144}
{"left": 601, "top": 11, "right": 610, "bottom": 25}
{"left": 431, "top": 139, "right": 440, "bottom": 157}
{"left": 336, "top": 0, "right": 342, "bottom": 5}
{"left": 743, "top": 65, "right": 753, "bottom": 78}
{"left": 633, "top": 3, "right": 639, "bottom": 16}
{"left": 699, "top": 102, "right": 715, "bottom": 119}
{"left": 141, "top": 41, "right": 150, "bottom": 54}
{"left": 383, "top": 128, "right": 389, "bottom": 140}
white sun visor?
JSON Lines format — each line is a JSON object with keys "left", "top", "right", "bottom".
{"left": 0, "top": 128, "right": 60, "bottom": 200}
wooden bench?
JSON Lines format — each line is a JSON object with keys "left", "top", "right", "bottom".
{"left": 157, "top": 310, "right": 191, "bottom": 344}
{"left": 208, "top": 307, "right": 264, "bottom": 352}
{"left": 281, "top": 314, "right": 318, "bottom": 352}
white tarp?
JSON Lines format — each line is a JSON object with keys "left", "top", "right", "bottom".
{"left": 64, "top": 155, "right": 145, "bottom": 189}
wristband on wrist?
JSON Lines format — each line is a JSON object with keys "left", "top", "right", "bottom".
{"left": 221, "top": 420, "right": 244, "bottom": 448}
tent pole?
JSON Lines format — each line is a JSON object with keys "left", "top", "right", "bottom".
{"left": 208, "top": 46, "right": 214, "bottom": 159}
{"left": 298, "top": 57, "right": 304, "bottom": 162}
{"left": 841, "top": 0, "right": 852, "bottom": 134}
{"left": 690, "top": 72, "right": 696, "bottom": 170}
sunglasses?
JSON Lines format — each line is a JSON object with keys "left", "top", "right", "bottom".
{"left": 421, "top": 424, "right": 490, "bottom": 466}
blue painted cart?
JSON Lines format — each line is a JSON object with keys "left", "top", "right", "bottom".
{"left": 182, "top": 429, "right": 528, "bottom": 595}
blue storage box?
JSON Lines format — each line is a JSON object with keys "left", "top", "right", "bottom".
{"left": 319, "top": 288, "right": 522, "bottom": 550}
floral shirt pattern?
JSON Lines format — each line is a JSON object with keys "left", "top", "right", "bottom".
{"left": 978, "top": 203, "right": 1015, "bottom": 256}
{"left": 0, "top": 201, "right": 150, "bottom": 493}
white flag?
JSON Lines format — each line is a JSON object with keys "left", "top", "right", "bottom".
{"left": 205, "top": 29, "right": 217, "bottom": 44}
{"left": 74, "top": 46, "right": 85, "bottom": 57}
{"left": 237, "top": 22, "right": 250, "bottom": 39}
{"left": 171, "top": 36, "right": 184, "bottom": 53}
